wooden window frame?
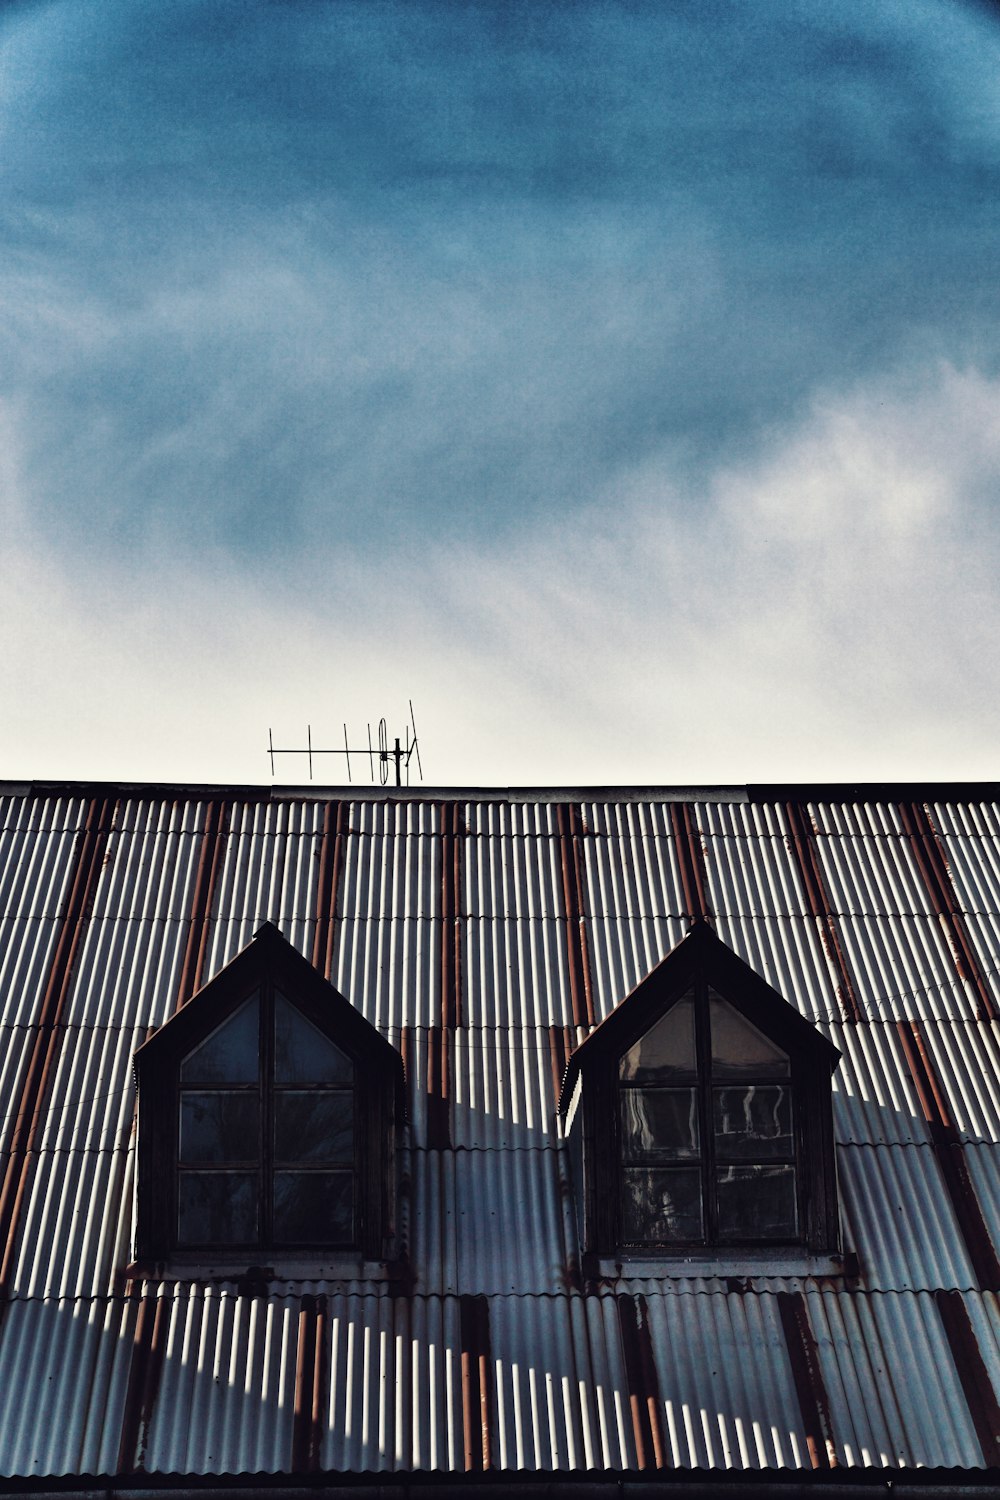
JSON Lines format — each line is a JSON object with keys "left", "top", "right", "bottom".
{"left": 134, "top": 923, "right": 404, "bottom": 1265}
{"left": 560, "top": 922, "right": 841, "bottom": 1259}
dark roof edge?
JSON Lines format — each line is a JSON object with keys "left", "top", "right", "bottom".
{"left": 1, "top": 1471, "right": 998, "bottom": 1496}
{"left": 4, "top": 779, "right": 1000, "bottom": 804}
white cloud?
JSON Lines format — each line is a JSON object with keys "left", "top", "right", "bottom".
{"left": 3, "top": 362, "right": 1000, "bottom": 787}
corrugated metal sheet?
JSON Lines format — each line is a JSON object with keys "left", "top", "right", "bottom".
{"left": 3, "top": 784, "right": 1000, "bottom": 1477}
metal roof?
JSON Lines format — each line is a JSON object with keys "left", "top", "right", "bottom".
{"left": 1, "top": 782, "right": 1000, "bottom": 1476}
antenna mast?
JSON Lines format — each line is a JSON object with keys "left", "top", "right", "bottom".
{"left": 267, "top": 702, "right": 423, "bottom": 786}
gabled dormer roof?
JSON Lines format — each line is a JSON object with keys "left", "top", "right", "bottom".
{"left": 558, "top": 919, "right": 840, "bottom": 1112}
{"left": 135, "top": 921, "right": 405, "bottom": 1101}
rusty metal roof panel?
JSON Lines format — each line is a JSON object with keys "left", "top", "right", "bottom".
{"left": 204, "top": 799, "right": 327, "bottom": 976}
{"left": 143, "top": 1287, "right": 301, "bottom": 1475}
{"left": 3, "top": 788, "right": 1000, "bottom": 1474}
{"left": 832, "top": 913, "right": 979, "bottom": 1022}
{"left": 825, "top": 1021, "right": 927, "bottom": 1146}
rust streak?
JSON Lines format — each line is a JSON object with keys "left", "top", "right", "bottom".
{"left": 291, "top": 1293, "right": 321, "bottom": 1472}
{"left": 311, "top": 1294, "right": 328, "bottom": 1470}
{"left": 935, "top": 1290, "right": 1000, "bottom": 1464}
{"left": 777, "top": 1291, "right": 838, "bottom": 1469}
{"left": 0, "top": 794, "right": 114, "bottom": 1299}
{"left": 899, "top": 802, "right": 996, "bottom": 1022}
{"left": 616, "top": 1294, "right": 667, "bottom": 1469}
{"left": 440, "top": 803, "right": 462, "bottom": 1030}
{"left": 785, "top": 802, "right": 862, "bottom": 1024}
{"left": 669, "top": 803, "right": 712, "bottom": 924}
{"left": 175, "top": 799, "right": 229, "bottom": 1011}
{"left": 117, "top": 1292, "right": 170, "bottom": 1473}
{"left": 426, "top": 1025, "right": 451, "bottom": 1151}
{"left": 897, "top": 1020, "right": 1000, "bottom": 1290}
{"left": 459, "top": 1294, "right": 492, "bottom": 1471}
{"left": 547, "top": 1025, "right": 572, "bottom": 1111}
{"left": 312, "top": 801, "right": 345, "bottom": 982}
{"left": 556, "top": 804, "right": 595, "bottom": 1029}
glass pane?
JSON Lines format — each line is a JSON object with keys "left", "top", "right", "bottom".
{"left": 180, "top": 1093, "right": 259, "bottom": 1163}
{"left": 621, "top": 1088, "right": 699, "bottom": 1161}
{"left": 619, "top": 993, "right": 696, "bottom": 1080}
{"left": 274, "top": 993, "right": 353, "bottom": 1084}
{"left": 180, "top": 995, "right": 259, "bottom": 1084}
{"left": 709, "top": 993, "right": 789, "bottom": 1079}
{"left": 714, "top": 1084, "right": 793, "bottom": 1159}
{"left": 273, "top": 1171, "right": 354, "bottom": 1244}
{"left": 622, "top": 1167, "right": 703, "bottom": 1243}
{"left": 717, "top": 1165, "right": 797, "bottom": 1240}
{"left": 178, "top": 1171, "right": 258, "bottom": 1245}
{"left": 274, "top": 1091, "right": 353, "bottom": 1163}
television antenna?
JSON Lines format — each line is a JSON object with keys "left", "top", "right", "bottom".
{"left": 267, "top": 702, "right": 423, "bottom": 787}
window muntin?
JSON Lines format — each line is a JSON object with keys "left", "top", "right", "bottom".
{"left": 618, "top": 983, "right": 799, "bottom": 1247}
{"left": 176, "top": 986, "right": 355, "bottom": 1251}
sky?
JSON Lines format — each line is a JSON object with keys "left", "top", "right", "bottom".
{"left": 3, "top": 0, "right": 1000, "bottom": 788}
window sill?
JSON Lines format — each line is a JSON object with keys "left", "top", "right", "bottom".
{"left": 125, "top": 1252, "right": 398, "bottom": 1287}
{"left": 595, "top": 1250, "right": 853, "bottom": 1280}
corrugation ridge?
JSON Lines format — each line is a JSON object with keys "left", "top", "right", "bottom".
{"left": 584, "top": 914, "right": 689, "bottom": 1025}
{"left": 834, "top": 914, "right": 983, "bottom": 1022}
{"left": 334, "top": 917, "right": 436, "bottom": 1031}
{"left": 462, "top": 823, "right": 563, "bottom": 921}
{"left": 825, "top": 1021, "right": 928, "bottom": 1146}
{"left": 836, "top": 1143, "right": 977, "bottom": 1290}
{"left": 463, "top": 917, "right": 573, "bottom": 1029}
{"left": 203, "top": 802, "right": 324, "bottom": 975}
{"left": 712, "top": 914, "right": 843, "bottom": 1023}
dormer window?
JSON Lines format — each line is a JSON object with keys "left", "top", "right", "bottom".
{"left": 177, "top": 989, "right": 356, "bottom": 1250}
{"left": 560, "top": 923, "right": 840, "bottom": 1258}
{"left": 619, "top": 985, "right": 797, "bottom": 1247}
{"left": 135, "top": 923, "right": 404, "bottom": 1264}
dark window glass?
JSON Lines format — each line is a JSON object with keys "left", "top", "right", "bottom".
{"left": 180, "top": 1094, "right": 259, "bottom": 1163}
{"left": 619, "top": 993, "right": 696, "bottom": 1080}
{"left": 274, "top": 993, "right": 353, "bottom": 1084}
{"left": 717, "top": 1164, "right": 797, "bottom": 1240}
{"left": 622, "top": 1167, "right": 702, "bottom": 1243}
{"left": 178, "top": 1171, "right": 258, "bottom": 1245}
{"left": 273, "top": 1170, "right": 354, "bottom": 1243}
{"left": 713, "top": 1085, "right": 793, "bottom": 1160}
{"left": 180, "top": 995, "right": 260, "bottom": 1084}
{"left": 617, "top": 981, "right": 804, "bottom": 1248}
{"left": 621, "top": 1088, "right": 699, "bottom": 1161}
{"left": 709, "top": 994, "right": 789, "bottom": 1079}
{"left": 274, "top": 1091, "right": 353, "bottom": 1163}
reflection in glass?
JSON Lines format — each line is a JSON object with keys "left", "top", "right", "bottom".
{"left": 178, "top": 1171, "right": 257, "bottom": 1245}
{"left": 709, "top": 994, "right": 789, "bottom": 1078}
{"left": 180, "top": 995, "right": 260, "bottom": 1084}
{"left": 273, "top": 1171, "right": 353, "bottom": 1243}
{"left": 717, "top": 1165, "right": 797, "bottom": 1239}
{"left": 274, "top": 994, "right": 353, "bottom": 1084}
{"left": 274, "top": 1091, "right": 353, "bottom": 1163}
{"left": 622, "top": 1167, "right": 702, "bottom": 1243}
{"left": 180, "top": 1094, "right": 259, "bottom": 1163}
{"left": 713, "top": 1085, "right": 792, "bottom": 1159}
{"left": 621, "top": 1088, "right": 699, "bottom": 1161}
{"left": 619, "top": 993, "right": 696, "bottom": 1080}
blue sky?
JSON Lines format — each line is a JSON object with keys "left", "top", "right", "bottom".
{"left": 3, "top": 0, "right": 1000, "bottom": 785}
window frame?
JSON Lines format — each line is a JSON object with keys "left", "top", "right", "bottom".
{"left": 559, "top": 922, "right": 841, "bottom": 1259}
{"left": 617, "top": 977, "right": 803, "bottom": 1250}
{"left": 134, "top": 923, "right": 404, "bottom": 1266}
